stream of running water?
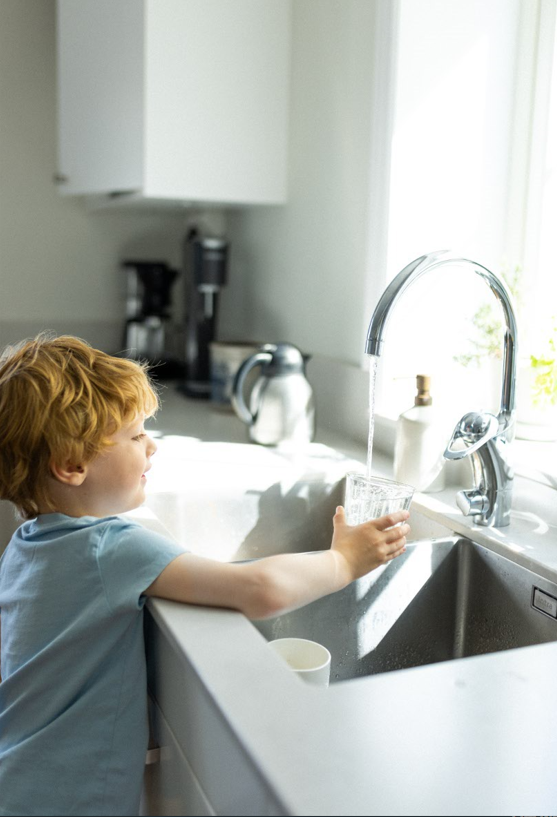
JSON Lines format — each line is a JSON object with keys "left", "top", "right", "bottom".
{"left": 365, "top": 355, "right": 379, "bottom": 478}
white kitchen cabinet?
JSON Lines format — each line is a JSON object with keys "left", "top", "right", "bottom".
{"left": 144, "top": 607, "right": 286, "bottom": 816}
{"left": 141, "top": 697, "right": 215, "bottom": 817}
{"left": 56, "top": 0, "right": 290, "bottom": 206}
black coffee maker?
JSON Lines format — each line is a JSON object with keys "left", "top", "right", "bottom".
{"left": 122, "top": 260, "right": 180, "bottom": 375}
{"left": 180, "top": 228, "right": 229, "bottom": 398}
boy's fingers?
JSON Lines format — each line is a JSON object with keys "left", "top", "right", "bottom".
{"left": 371, "top": 510, "right": 410, "bottom": 531}
{"left": 384, "top": 523, "right": 410, "bottom": 542}
{"left": 333, "top": 506, "right": 346, "bottom": 524}
{"left": 387, "top": 541, "right": 406, "bottom": 560}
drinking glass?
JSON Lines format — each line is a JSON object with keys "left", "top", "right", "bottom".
{"left": 344, "top": 471, "right": 414, "bottom": 525}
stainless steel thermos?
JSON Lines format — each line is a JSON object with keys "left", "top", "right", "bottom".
{"left": 231, "top": 343, "right": 315, "bottom": 445}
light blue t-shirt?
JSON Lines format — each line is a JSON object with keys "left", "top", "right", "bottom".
{"left": 0, "top": 513, "right": 185, "bottom": 817}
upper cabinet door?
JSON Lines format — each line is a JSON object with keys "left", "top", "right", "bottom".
{"left": 56, "top": 0, "right": 291, "bottom": 206}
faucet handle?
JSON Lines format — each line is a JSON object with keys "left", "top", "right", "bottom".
{"left": 444, "top": 411, "right": 499, "bottom": 460}
{"left": 456, "top": 489, "right": 489, "bottom": 516}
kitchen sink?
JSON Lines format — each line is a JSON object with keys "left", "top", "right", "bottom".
{"left": 252, "top": 536, "right": 557, "bottom": 682}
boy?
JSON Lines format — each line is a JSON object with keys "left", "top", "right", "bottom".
{"left": 0, "top": 334, "right": 410, "bottom": 817}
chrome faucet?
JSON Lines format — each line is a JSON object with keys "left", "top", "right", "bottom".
{"left": 365, "top": 250, "right": 517, "bottom": 527}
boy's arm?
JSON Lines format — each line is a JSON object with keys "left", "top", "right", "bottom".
{"left": 145, "top": 507, "right": 410, "bottom": 620}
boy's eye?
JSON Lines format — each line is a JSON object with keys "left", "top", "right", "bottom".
{"left": 133, "top": 433, "right": 146, "bottom": 442}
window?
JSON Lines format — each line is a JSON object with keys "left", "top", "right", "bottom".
{"left": 523, "top": 0, "right": 557, "bottom": 341}
{"left": 366, "top": 0, "right": 550, "bottom": 429}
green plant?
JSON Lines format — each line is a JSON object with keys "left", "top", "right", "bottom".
{"left": 530, "top": 322, "right": 557, "bottom": 407}
{"left": 454, "top": 263, "right": 521, "bottom": 366}
{"left": 454, "top": 263, "right": 557, "bottom": 411}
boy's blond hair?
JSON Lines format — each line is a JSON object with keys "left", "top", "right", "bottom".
{"left": 0, "top": 334, "right": 159, "bottom": 520}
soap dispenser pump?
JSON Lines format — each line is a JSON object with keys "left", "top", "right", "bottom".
{"left": 394, "top": 375, "right": 447, "bottom": 493}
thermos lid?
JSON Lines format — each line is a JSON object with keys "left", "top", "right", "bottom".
{"left": 259, "top": 343, "right": 309, "bottom": 375}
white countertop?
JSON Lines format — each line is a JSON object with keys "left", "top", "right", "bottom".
{"left": 140, "top": 387, "right": 557, "bottom": 816}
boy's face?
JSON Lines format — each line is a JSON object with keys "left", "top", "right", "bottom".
{"left": 79, "top": 415, "right": 157, "bottom": 517}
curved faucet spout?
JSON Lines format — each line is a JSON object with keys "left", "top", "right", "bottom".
{"left": 365, "top": 251, "right": 449, "bottom": 356}
{"left": 365, "top": 250, "right": 518, "bottom": 528}
{"left": 365, "top": 250, "right": 517, "bottom": 428}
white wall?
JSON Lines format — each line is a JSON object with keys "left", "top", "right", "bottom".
{"left": 221, "top": 0, "right": 380, "bottom": 366}
{"left": 0, "top": 0, "right": 188, "bottom": 352}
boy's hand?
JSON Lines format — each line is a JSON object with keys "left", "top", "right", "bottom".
{"left": 331, "top": 506, "right": 410, "bottom": 583}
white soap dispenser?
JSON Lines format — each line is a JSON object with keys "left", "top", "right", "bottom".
{"left": 394, "top": 375, "right": 447, "bottom": 493}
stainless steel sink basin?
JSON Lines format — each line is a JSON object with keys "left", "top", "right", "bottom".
{"left": 252, "top": 537, "right": 557, "bottom": 682}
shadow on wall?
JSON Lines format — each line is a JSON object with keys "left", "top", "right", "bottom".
{"left": 144, "top": 470, "right": 346, "bottom": 562}
{"left": 234, "top": 478, "right": 345, "bottom": 560}
{"left": 0, "top": 500, "right": 19, "bottom": 555}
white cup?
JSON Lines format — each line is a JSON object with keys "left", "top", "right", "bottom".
{"left": 268, "top": 637, "right": 331, "bottom": 687}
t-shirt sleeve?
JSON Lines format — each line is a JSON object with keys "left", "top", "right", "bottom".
{"left": 96, "top": 519, "right": 186, "bottom": 613}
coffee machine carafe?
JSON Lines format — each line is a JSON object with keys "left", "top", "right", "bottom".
{"left": 181, "top": 229, "right": 229, "bottom": 398}
{"left": 123, "top": 260, "right": 179, "bottom": 368}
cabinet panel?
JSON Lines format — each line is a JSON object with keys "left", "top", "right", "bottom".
{"left": 141, "top": 697, "right": 215, "bottom": 817}
{"left": 143, "top": 0, "right": 290, "bottom": 204}
{"left": 56, "top": 0, "right": 144, "bottom": 194}
{"left": 56, "top": 0, "right": 290, "bottom": 205}
{"left": 145, "top": 609, "right": 287, "bottom": 816}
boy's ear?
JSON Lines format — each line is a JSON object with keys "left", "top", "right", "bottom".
{"left": 50, "top": 459, "right": 87, "bottom": 486}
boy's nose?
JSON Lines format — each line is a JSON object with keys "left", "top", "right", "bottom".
{"left": 147, "top": 436, "right": 157, "bottom": 457}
